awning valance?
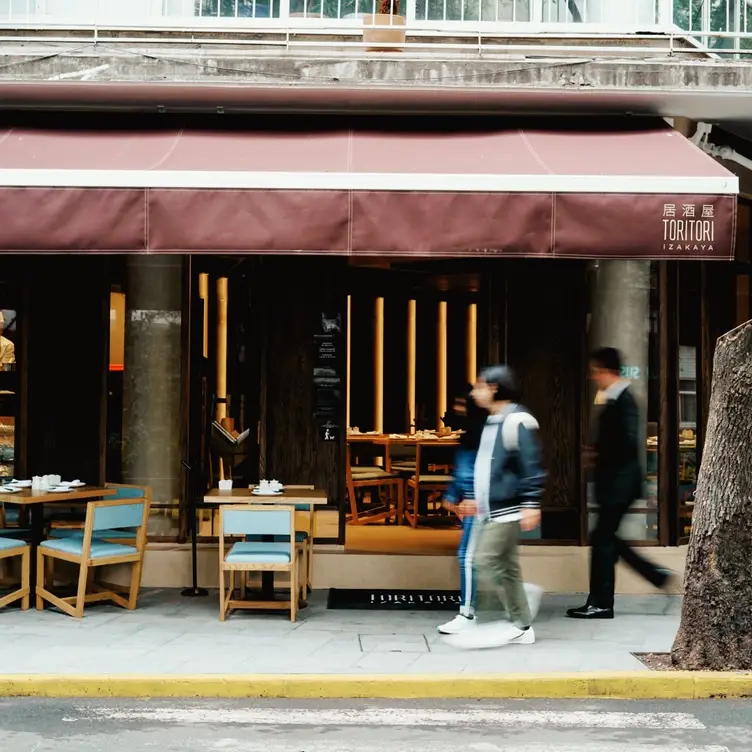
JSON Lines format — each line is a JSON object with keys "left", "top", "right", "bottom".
{"left": 0, "top": 119, "right": 738, "bottom": 258}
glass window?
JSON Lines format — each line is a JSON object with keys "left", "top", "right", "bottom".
{"left": 678, "top": 266, "right": 700, "bottom": 543}
{"left": 587, "top": 260, "right": 659, "bottom": 543}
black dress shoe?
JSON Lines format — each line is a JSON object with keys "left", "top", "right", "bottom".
{"left": 566, "top": 604, "right": 615, "bottom": 619}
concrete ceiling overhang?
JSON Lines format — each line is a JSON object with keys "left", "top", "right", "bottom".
{"left": 1, "top": 81, "right": 752, "bottom": 121}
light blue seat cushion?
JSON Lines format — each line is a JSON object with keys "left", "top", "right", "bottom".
{"left": 245, "top": 531, "right": 307, "bottom": 543}
{"left": 40, "top": 538, "right": 137, "bottom": 559}
{"left": 0, "top": 537, "right": 25, "bottom": 552}
{"left": 225, "top": 541, "right": 291, "bottom": 564}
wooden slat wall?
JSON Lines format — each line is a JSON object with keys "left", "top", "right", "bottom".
{"left": 504, "top": 260, "right": 584, "bottom": 540}
{"left": 25, "top": 256, "right": 109, "bottom": 484}
{"left": 264, "top": 258, "right": 347, "bottom": 509}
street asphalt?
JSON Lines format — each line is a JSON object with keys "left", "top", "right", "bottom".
{"left": 0, "top": 698, "right": 751, "bottom": 752}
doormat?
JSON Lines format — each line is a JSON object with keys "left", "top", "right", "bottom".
{"left": 327, "top": 588, "right": 461, "bottom": 611}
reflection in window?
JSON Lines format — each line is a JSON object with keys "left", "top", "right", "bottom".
{"left": 197, "top": 0, "right": 279, "bottom": 18}
{"left": 588, "top": 261, "right": 659, "bottom": 543}
{"left": 415, "top": 0, "right": 531, "bottom": 22}
{"left": 678, "top": 265, "right": 700, "bottom": 543}
{"left": 0, "top": 302, "right": 17, "bottom": 482}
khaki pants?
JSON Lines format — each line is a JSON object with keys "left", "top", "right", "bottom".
{"left": 475, "top": 519, "right": 531, "bottom": 629}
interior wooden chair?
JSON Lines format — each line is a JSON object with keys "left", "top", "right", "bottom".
{"left": 389, "top": 442, "right": 417, "bottom": 474}
{"left": 0, "top": 501, "right": 26, "bottom": 533}
{"left": 36, "top": 496, "right": 150, "bottom": 618}
{"left": 345, "top": 443, "right": 403, "bottom": 525}
{"left": 218, "top": 504, "right": 301, "bottom": 622}
{"left": 404, "top": 447, "right": 453, "bottom": 528}
{"left": 0, "top": 536, "right": 29, "bottom": 611}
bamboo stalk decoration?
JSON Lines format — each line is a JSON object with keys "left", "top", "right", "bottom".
{"left": 374, "top": 297, "right": 384, "bottom": 435}
{"left": 216, "top": 277, "right": 229, "bottom": 480}
{"left": 467, "top": 302, "right": 477, "bottom": 385}
{"left": 437, "top": 300, "right": 447, "bottom": 430}
{"left": 407, "top": 298, "right": 416, "bottom": 433}
{"left": 346, "top": 295, "right": 352, "bottom": 431}
{"left": 199, "top": 272, "right": 209, "bottom": 359}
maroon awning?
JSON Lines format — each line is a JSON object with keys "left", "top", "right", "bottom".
{"left": 0, "top": 119, "right": 738, "bottom": 258}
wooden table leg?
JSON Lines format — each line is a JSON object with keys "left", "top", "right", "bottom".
{"left": 29, "top": 504, "right": 44, "bottom": 589}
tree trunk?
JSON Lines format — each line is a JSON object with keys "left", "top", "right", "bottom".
{"left": 671, "top": 319, "right": 752, "bottom": 670}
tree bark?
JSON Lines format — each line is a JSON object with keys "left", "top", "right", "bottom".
{"left": 671, "top": 319, "right": 752, "bottom": 670}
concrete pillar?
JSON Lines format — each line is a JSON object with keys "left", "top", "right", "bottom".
{"left": 589, "top": 260, "right": 652, "bottom": 538}
{"left": 123, "top": 256, "right": 183, "bottom": 535}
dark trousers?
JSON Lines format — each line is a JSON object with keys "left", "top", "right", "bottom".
{"left": 588, "top": 501, "right": 667, "bottom": 610}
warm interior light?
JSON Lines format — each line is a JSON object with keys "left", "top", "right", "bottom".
{"left": 437, "top": 300, "right": 447, "bottom": 430}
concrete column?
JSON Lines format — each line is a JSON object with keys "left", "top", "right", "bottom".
{"left": 123, "top": 256, "right": 183, "bottom": 535}
{"left": 589, "top": 260, "right": 652, "bottom": 538}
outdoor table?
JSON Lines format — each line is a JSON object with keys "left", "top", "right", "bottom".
{"left": 204, "top": 487, "right": 328, "bottom": 603}
{"left": 0, "top": 485, "right": 118, "bottom": 585}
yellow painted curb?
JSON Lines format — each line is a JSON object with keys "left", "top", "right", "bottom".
{"left": 0, "top": 672, "right": 750, "bottom": 699}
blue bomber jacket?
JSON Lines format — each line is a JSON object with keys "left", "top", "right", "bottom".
{"left": 476, "top": 405, "right": 547, "bottom": 522}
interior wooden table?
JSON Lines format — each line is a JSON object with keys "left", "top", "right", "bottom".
{"left": 204, "top": 487, "right": 328, "bottom": 604}
{"left": 347, "top": 434, "right": 460, "bottom": 473}
{"left": 0, "top": 486, "right": 118, "bottom": 585}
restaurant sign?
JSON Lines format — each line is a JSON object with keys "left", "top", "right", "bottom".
{"left": 313, "top": 311, "right": 343, "bottom": 439}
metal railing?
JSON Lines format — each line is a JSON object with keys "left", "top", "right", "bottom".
{"left": 0, "top": 0, "right": 750, "bottom": 55}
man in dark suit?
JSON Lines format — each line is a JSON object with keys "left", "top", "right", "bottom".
{"left": 567, "top": 347, "right": 669, "bottom": 620}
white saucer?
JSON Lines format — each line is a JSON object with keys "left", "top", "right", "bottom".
{"left": 48, "top": 486, "right": 72, "bottom": 493}
{"left": 63, "top": 481, "right": 85, "bottom": 487}
{"left": 11, "top": 480, "right": 31, "bottom": 487}
{"left": 252, "top": 489, "right": 283, "bottom": 496}
{"left": 0, "top": 486, "right": 19, "bottom": 493}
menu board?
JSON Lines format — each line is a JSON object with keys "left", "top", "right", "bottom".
{"left": 313, "top": 311, "right": 343, "bottom": 440}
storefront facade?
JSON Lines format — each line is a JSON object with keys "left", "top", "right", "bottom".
{"left": 0, "top": 110, "right": 749, "bottom": 591}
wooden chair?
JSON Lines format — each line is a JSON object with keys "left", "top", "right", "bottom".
{"left": 242, "top": 485, "right": 315, "bottom": 597}
{"left": 0, "top": 537, "right": 29, "bottom": 611}
{"left": 219, "top": 504, "right": 302, "bottom": 622}
{"left": 49, "top": 483, "right": 151, "bottom": 544}
{"left": 346, "top": 444, "right": 403, "bottom": 525}
{"left": 36, "top": 497, "right": 150, "bottom": 618}
{"left": 404, "top": 472, "right": 452, "bottom": 527}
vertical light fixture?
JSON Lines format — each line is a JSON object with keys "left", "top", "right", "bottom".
{"left": 346, "top": 294, "right": 352, "bottom": 431}
{"left": 466, "top": 301, "right": 477, "bottom": 385}
{"left": 198, "top": 272, "right": 209, "bottom": 359}
{"left": 216, "top": 276, "right": 229, "bottom": 480}
{"left": 407, "top": 298, "right": 416, "bottom": 433}
{"left": 374, "top": 296, "right": 384, "bottom": 435}
{"left": 437, "top": 300, "right": 447, "bottom": 430}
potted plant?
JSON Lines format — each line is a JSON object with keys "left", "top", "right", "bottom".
{"left": 363, "top": 0, "right": 406, "bottom": 51}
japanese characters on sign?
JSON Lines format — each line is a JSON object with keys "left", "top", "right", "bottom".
{"left": 662, "top": 202, "right": 716, "bottom": 253}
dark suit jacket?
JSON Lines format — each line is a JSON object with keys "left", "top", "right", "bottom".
{"left": 593, "top": 386, "right": 643, "bottom": 506}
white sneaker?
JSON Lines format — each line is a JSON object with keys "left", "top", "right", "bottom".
{"left": 437, "top": 613, "right": 477, "bottom": 635}
{"left": 508, "top": 626, "right": 535, "bottom": 645}
{"left": 442, "top": 622, "right": 535, "bottom": 650}
{"left": 524, "top": 583, "right": 544, "bottom": 621}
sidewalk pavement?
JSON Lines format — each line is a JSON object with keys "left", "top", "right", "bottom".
{"left": 0, "top": 589, "right": 681, "bottom": 676}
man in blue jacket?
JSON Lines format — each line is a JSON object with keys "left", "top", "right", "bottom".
{"left": 446, "top": 365, "right": 546, "bottom": 648}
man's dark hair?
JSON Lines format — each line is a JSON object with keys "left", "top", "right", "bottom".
{"left": 478, "top": 365, "right": 519, "bottom": 403}
{"left": 590, "top": 347, "right": 622, "bottom": 374}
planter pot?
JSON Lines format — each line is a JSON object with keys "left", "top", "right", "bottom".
{"left": 362, "top": 13, "right": 406, "bottom": 52}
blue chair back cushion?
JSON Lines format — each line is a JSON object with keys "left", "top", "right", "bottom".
{"left": 107, "top": 487, "right": 146, "bottom": 500}
{"left": 223, "top": 509, "right": 291, "bottom": 537}
{"left": 93, "top": 502, "right": 144, "bottom": 532}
